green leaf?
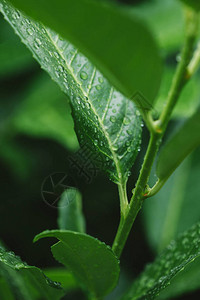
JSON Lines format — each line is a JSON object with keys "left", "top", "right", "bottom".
{"left": 5, "top": 0, "right": 162, "bottom": 105}
{"left": 143, "top": 148, "right": 200, "bottom": 298}
{"left": 0, "top": 246, "right": 64, "bottom": 300}
{"left": 0, "top": 1, "right": 142, "bottom": 184}
{"left": 12, "top": 73, "right": 78, "bottom": 151}
{"left": 58, "top": 188, "right": 86, "bottom": 233}
{"left": 34, "top": 230, "right": 120, "bottom": 298}
{"left": 180, "top": 0, "right": 200, "bottom": 11}
{"left": 156, "top": 108, "right": 200, "bottom": 182}
{"left": 44, "top": 268, "right": 79, "bottom": 293}
{"left": 157, "top": 256, "right": 200, "bottom": 299}
{"left": 121, "top": 221, "right": 200, "bottom": 300}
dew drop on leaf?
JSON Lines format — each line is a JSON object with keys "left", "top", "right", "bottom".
{"left": 123, "top": 117, "right": 131, "bottom": 125}
{"left": 80, "top": 71, "right": 88, "bottom": 80}
{"left": 96, "top": 84, "right": 102, "bottom": 90}
{"left": 110, "top": 116, "right": 116, "bottom": 123}
{"left": 27, "top": 28, "right": 34, "bottom": 35}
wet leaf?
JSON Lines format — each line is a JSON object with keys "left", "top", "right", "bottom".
{"left": 6, "top": 0, "right": 162, "bottom": 104}
{"left": 34, "top": 230, "right": 120, "bottom": 298}
{"left": 0, "top": 1, "right": 142, "bottom": 184}
{"left": 0, "top": 246, "right": 64, "bottom": 300}
{"left": 121, "top": 221, "right": 200, "bottom": 300}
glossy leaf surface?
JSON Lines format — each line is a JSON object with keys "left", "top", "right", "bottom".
{"left": 156, "top": 108, "right": 200, "bottom": 181}
{"left": 34, "top": 230, "right": 120, "bottom": 298}
{"left": 0, "top": 0, "right": 142, "bottom": 184}
{"left": 0, "top": 246, "right": 64, "bottom": 300}
{"left": 121, "top": 221, "right": 200, "bottom": 300}
{"left": 58, "top": 189, "right": 86, "bottom": 233}
{"left": 7, "top": 0, "right": 162, "bottom": 104}
{"left": 143, "top": 149, "right": 200, "bottom": 298}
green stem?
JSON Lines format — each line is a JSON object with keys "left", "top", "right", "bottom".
{"left": 112, "top": 8, "right": 199, "bottom": 259}
{"left": 159, "top": 8, "right": 199, "bottom": 130}
{"left": 112, "top": 131, "right": 161, "bottom": 258}
{"left": 118, "top": 183, "right": 128, "bottom": 217}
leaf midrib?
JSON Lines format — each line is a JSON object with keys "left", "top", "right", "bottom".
{"left": 46, "top": 29, "right": 123, "bottom": 184}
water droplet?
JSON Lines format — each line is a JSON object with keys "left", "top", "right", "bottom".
{"left": 12, "top": 11, "right": 20, "bottom": 20}
{"left": 54, "top": 52, "right": 59, "bottom": 59}
{"left": 34, "top": 42, "right": 40, "bottom": 50}
{"left": 127, "top": 147, "right": 132, "bottom": 153}
{"left": 80, "top": 71, "right": 88, "bottom": 80}
{"left": 112, "top": 109, "right": 116, "bottom": 113}
{"left": 98, "top": 77, "right": 104, "bottom": 83}
{"left": 96, "top": 84, "right": 102, "bottom": 90}
{"left": 110, "top": 116, "right": 116, "bottom": 123}
{"left": 85, "top": 103, "right": 90, "bottom": 109}
{"left": 55, "top": 70, "right": 60, "bottom": 78}
{"left": 123, "top": 117, "right": 130, "bottom": 125}
{"left": 27, "top": 28, "right": 34, "bottom": 35}
{"left": 136, "top": 110, "right": 140, "bottom": 116}
{"left": 176, "top": 54, "right": 181, "bottom": 62}
{"left": 35, "top": 38, "right": 42, "bottom": 45}
{"left": 94, "top": 140, "right": 98, "bottom": 146}
{"left": 58, "top": 65, "right": 64, "bottom": 72}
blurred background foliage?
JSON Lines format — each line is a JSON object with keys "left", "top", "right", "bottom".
{"left": 0, "top": 0, "right": 200, "bottom": 299}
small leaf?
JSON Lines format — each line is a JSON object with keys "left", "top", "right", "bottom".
{"left": 58, "top": 188, "right": 86, "bottom": 233}
{"left": 6, "top": 0, "right": 162, "bottom": 105}
{"left": 180, "top": 0, "right": 200, "bottom": 11}
{"left": 0, "top": 1, "right": 142, "bottom": 184}
{"left": 156, "top": 108, "right": 200, "bottom": 182}
{"left": 0, "top": 246, "right": 64, "bottom": 300}
{"left": 121, "top": 221, "right": 200, "bottom": 300}
{"left": 34, "top": 230, "right": 120, "bottom": 298}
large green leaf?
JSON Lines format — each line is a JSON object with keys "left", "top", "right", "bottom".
{"left": 121, "top": 221, "right": 200, "bottom": 300}
{"left": 0, "top": 1, "right": 142, "bottom": 184}
{"left": 143, "top": 148, "right": 200, "bottom": 298}
{"left": 58, "top": 188, "right": 86, "bottom": 233}
{"left": 0, "top": 246, "right": 64, "bottom": 300}
{"left": 6, "top": 0, "right": 162, "bottom": 105}
{"left": 156, "top": 108, "right": 200, "bottom": 182}
{"left": 34, "top": 230, "right": 120, "bottom": 298}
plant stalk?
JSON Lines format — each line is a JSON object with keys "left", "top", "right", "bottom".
{"left": 112, "top": 8, "right": 199, "bottom": 259}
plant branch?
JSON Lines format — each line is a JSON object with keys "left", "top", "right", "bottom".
{"left": 112, "top": 8, "right": 199, "bottom": 259}
{"left": 159, "top": 8, "right": 199, "bottom": 130}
